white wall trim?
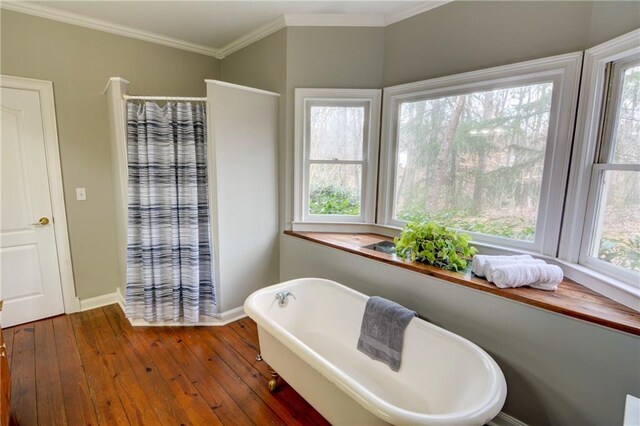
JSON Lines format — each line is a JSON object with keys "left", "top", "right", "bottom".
{"left": 116, "top": 287, "right": 125, "bottom": 312}
{"left": 104, "top": 77, "right": 130, "bottom": 294}
{"left": 204, "top": 79, "right": 281, "bottom": 97}
{"left": 2, "top": 1, "right": 452, "bottom": 60}
{"left": 79, "top": 291, "right": 118, "bottom": 312}
{"left": 82, "top": 288, "right": 246, "bottom": 326}
{"left": 127, "top": 306, "right": 246, "bottom": 327}
{"left": 218, "top": 16, "right": 287, "bottom": 58}
{"left": 284, "top": 13, "right": 385, "bottom": 27}
{"left": 487, "top": 411, "right": 529, "bottom": 426}
{"left": 0, "top": 74, "right": 80, "bottom": 314}
{"left": 384, "top": 1, "right": 453, "bottom": 25}
{"left": 0, "top": 1, "right": 224, "bottom": 59}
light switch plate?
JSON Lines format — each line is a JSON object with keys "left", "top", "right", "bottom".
{"left": 76, "top": 187, "right": 86, "bottom": 201}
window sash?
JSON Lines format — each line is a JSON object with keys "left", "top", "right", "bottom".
{"left": 580, "top": 165, "right": 640, "bottom": 287}
{"left": 578, "top": 55, "right": 640, "bottom": 287}
{"left": 294, "top": 88, "right": 381, "bottom": 224}
{"left": 597, "top": 56, "right": 640, "bottom": 165}
{"left": 378, "top": 53, "right": 582, "bottom": 256}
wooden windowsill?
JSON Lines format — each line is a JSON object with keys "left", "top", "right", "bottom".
{"left": 284, "top": 230, "right": 640, "bottom": 336}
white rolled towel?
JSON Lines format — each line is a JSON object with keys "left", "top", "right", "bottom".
{"left": 484, "top": 258, "right": 546, "bottom": 282}
{"left": 471, "top": 254, "right": 534, "bottom": 277}
{"left": 491, "top": 264, "right": 564, "bottom": 290}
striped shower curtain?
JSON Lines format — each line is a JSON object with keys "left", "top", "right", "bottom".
{"left": 125, "top": 101, "right": 216, "bottom": 323}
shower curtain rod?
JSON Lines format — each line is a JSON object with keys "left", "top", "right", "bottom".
{"left": 123, "top": 94, "right": 207, "bottom": 101}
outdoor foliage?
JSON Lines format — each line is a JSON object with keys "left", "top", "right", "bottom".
{"left": 394, "top": 82, "right": 553, "bottom": 243}
{"left": 309, "top": 185, "right": 360, "bottom": 216}
{"left": 397, "top": 209, "right": 535, "bottom": 241}
{"left": 394, "top": 221, "right": 478, "bottom": 272}
{"left": 598, "top": 236, "right": 640, "bottom": 272}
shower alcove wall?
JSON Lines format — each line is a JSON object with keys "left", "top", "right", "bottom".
{"left": 105, "top": 77, "right": 280, "bottom": 324}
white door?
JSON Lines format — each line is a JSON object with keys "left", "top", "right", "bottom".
{"left": 0, "top": 85, "right": 65, "bottom": 327}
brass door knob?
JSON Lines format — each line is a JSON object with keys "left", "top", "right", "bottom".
{"left": 33, "top": 217, "right": 49, "bottom": 226}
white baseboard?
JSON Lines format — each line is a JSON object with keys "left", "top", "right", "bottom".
{"left": 126, "top": 305, "right": 246, "bottom": 327}
{"left": 116, "top": 287, "right": 125, "bottom": 312}
{"left": 78, "top": 291, "right": 119, "bottom": 311}
{"left": 81, "top": 289, "right": 246, "bottom": 326}
{"left": 488, "top": 412, "right": 528, "bottom": 426}
{"left": 217, "top": 306, "right": 247, "bottom": 324}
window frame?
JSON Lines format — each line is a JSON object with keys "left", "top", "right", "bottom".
{"left": 294, "top": 88, "right": 381, "bottom": 224}
{"left": 561, "top": 32, "right": 640, "bottom": 291}
{"left": 378, "top": 53, "right": 583, "bottom": 256}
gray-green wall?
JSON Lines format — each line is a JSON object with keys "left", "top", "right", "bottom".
{"left": 284, "top": 27, "right": 385, "bottom": 229}
{"left": 383, "top": 1, "right": 640, "bottom": 86}
{"left": 219, "top": 2, "right": 640, "bottom": 425}
{"left": 281, "top": 235, "right": 640, "bottom": 425}
{"left": 1, "top": 10, "right": 221, "bottom": 300}
{"left": 2, "top": 3, "right": 639, "bottom": 423}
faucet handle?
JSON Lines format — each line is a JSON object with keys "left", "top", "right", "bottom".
{"left": 275, "top": 290, "right": 295, "bottom": 307}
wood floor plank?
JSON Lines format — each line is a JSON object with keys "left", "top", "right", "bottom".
{"left": 70, "top": 312, "right": 130, "bottom": 425}
{"left": 3, "top": 328, "right": 14, "bottom": 368}
{"left": 202, "top": 327, "right": 329, "bottom": 425}
{"left": 104, "top": 306, "right": 225, "bottom": 426}
{"left": 100, "top": 307, "right": 193, "bottom": 426}
{"left": 52, "top": 315, "right": 99, "bottom": 426}
{"left": 153, "top": 327, "right": 256, "bottom": 426}
{"left": 228, "top": 318, "right": 258, "bottom": 346}
{"left": 215, "top": 325, "right": 329, "bottom": 425}
{"left": 83, "top": 309, "right": 162, "bottom": 426}
{"left": 7, "top": 305, "right": 327, "bottom": 426}
{"left": 9, "top": 322, "right": 37, "bottom": 426}
{"left": 181, "top": 329, "right": 286, "bottom": 425}
{"left": 34, "top": 319, "right": 67, "bottom": 426}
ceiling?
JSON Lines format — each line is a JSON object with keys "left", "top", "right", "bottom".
{"left": 1, "top": 1, "right": 449, "bottom": 58}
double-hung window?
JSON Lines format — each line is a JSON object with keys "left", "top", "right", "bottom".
{"left": 574, "top": 43, "right": 640, "bottom": 288}
{"left": 294, "top": 89, "right": 381, "bottom": 223}
{"left": 582, "top": 56, "right": 640, "bottom": 283}
{"left": 378, "top": 54, "right": 582, "bottom": 255}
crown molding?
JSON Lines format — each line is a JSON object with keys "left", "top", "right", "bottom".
{"left": 0, "top": 1, "right": 225, "bottom": 59}
{"left": 284, "top": 13, "right": 386, "bottom": 27}
{"left": 2, "top": 1, "right": 452, "bottom": 60}
{"left": 218, "top": 16, "right": 287, "bottom": 58}
{"left": 384, "top": 1, "right": 454, "bottom": 26}
{"left": 384, "top": 0, "right": 453, "bottom": 26}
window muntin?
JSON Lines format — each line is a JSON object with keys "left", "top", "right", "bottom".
{"left": 582, "top": 55, "right": 640, "bottom": 284}
{"left": 393, "top": 82, "right": 554, "bottom": 242}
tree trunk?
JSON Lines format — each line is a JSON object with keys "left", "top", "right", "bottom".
{"left": 430, "top": 96, "right": 465, "bottom": 210}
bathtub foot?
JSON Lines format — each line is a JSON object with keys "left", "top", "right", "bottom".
{"left": 267, "top": 366, "right": 281, "bottom": 392}
{"left": 256, "top": 353, "right": 263, "bottom": 362}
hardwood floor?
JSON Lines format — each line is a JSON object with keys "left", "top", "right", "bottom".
{"left": 4, "top": 305, "right": 329, "bottom": 426}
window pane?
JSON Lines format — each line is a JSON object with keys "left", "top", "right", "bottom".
{"left": 309, "top": 164, "right": 361, "bottom": 216}
{"left": 613, "top": 65, "right": 640, "bottom": 164}
{"left": 309, "top": 106, "right": 364, "bottom": 160}
{"left": 394, "top": 82, "right": 554, "bottom": 241}
{"left": 594, "top": 170, "right": 640, "bottom": 273}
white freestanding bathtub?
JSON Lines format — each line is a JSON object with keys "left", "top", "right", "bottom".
{"left": 244, "top": 278, "right": 507, "bottom": 425}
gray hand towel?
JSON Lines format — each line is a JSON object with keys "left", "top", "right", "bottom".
{"left": 357, "top": 296, "right": 417, "bottom": 372}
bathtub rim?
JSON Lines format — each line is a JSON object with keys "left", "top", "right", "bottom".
{"left": 244, "top": 277, "right": 507, "bottom": 425}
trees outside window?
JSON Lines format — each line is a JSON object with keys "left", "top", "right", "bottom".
{"left": 379, "top": 53, "right": 582, "bottom": 255}
{"left": 294, "top": 89, "right": 381, "bottom": 223}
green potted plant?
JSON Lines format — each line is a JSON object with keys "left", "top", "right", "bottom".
{"left": 394, "top": 221, "right": 477, "bottom": 272}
